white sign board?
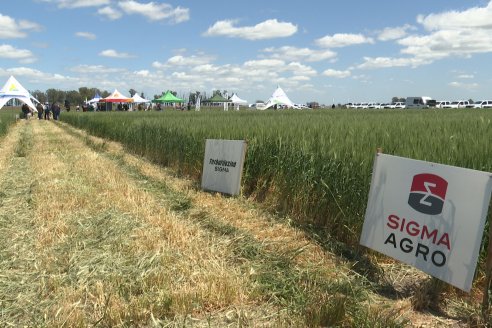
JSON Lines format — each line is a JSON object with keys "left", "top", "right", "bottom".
{"left": 201, "top": 139, "right": 247, "bottom": 195}
{"left": 360, "top": 153, "right": 492, "bottom": 292}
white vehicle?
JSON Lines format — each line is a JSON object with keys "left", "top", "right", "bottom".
{"left": 368, "top": 102, "right": 381, "bottom": 109}
{"left": 405, "top": 97, "right": 436, "bottom": 109}
{"left": 449, "top": 100, "right": 473, "bottom": 109}
{"left": 394, "top": 102, "right": 405, "bottom": 109}
{"left": 436, "top": 101, "right": 451, "bottom": 108}
{"left": 473, "top": 100, "right": 492, "bottom": 108}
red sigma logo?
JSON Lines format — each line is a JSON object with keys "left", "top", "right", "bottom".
{"left": 408, "top": 173, "right": 448, "bottom": 215}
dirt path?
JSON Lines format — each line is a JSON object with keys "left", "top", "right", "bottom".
{"left": 0, "top": 119, "right": 471, "bottom": 327}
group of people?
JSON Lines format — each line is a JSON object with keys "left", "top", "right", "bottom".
{"left": 22, "top": 102, "right": 61, "bottom": 120}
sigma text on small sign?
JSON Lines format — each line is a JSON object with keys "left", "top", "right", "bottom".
{"left": 360, "top": 153, "right": 492, "bottom": 292}
{"left": 201, "top": 139, "right": 247, "bottom": 196}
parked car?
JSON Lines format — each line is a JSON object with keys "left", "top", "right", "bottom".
{"left": 394, "top": 102, "right": 405, "bottom": 109}
{"left": 449, "top": 100, "right": 473, "bottom": 109}
{"left": 473, "top": 100, "right": 492, "bottom": 108}
{"left": 380, "top": 103, "right": 392, "bottom": 109}
{"left": 436, "top": 101, "right": 451, "bottom": 108}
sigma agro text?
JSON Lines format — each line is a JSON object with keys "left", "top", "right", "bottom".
{"left": 384, "top": 214, "right": 450, "bottom": 267}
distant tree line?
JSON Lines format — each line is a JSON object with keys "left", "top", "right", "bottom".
{"left": 28, "top": 87, "right": 229, "bottom": 106}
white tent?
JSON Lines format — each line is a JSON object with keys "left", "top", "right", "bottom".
{"left": 0, "top": 76, "right": 39, "bottom": 111}
{"left": 87, "top": 92, "right": 101, "bottom": 104}
{"left": 229, "top": 93, "right": 248, "bottom": 110}
{"left": 195, "top": 96, "right": 201, "bottom": 111}
{"left": 263, "top": 85, "right": 297, "bottom": 110}
{"left": 131, "top": 93, "right": 151, "bottom": 103}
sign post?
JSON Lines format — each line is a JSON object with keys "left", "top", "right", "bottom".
{"left": 201, "top": 139, "right": 247, "bottom": 196}
{"left": 360, "top": 153, "right": 492, "bottom": 292}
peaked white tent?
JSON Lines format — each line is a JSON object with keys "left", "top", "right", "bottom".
{"left": 263, "top": 85, "right": 297, "bottom": 110}
{"left": 131, "top": 93, "right": 151, "bottom": 103}
{"left": 229, "top": 93, "right": 248, "bottom": 110}
{"left": 0, "top": 75, "right": 39, "bottom": 111}
{"left": 87, "top": 92, "right": 102, "bottom": 104}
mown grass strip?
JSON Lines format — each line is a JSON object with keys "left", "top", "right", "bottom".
{"left": 60, "top": 122, "right": 408, "bottom": 327}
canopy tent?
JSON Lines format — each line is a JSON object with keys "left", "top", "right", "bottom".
{"left": 100, "top": 89, "right": 133, "bottom": 103}
{"left": 263, "top": 85, "right": 297, "bottom": 110}
{"left": 229, "top": 93, "right": 248, "bottom": 110}
{"left": 152, "top": 91, "right": 185, "bottom": 104}
{"left": 87, "top": 92, "right": 101, "bottom": 104}
{"left": 204, "top": 94, "right": 232, "bottom": 111}
{"left": 131, "top": 93, "right": 151, "bottom": 103}
{"left": 195, "top": 96, "right": 201, "bottom": 111}
{"left": 0, "top": 75, "right": 39, "bottom": 111}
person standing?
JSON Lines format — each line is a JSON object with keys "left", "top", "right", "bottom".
{"left": 21, "top": 103, "right": 30, "bottom": 119}
{"left": 53, "top": 102, "right": 61, "bottom": 120}
{"left": 36, "top": 102, "right": 44, "bottom": 120}
{"left": 44, "top": 103, "right": 51, "bottom": 120}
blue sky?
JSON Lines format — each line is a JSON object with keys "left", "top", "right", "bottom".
{"left": 1, "top": 0, "right": 492, "bottom": 104}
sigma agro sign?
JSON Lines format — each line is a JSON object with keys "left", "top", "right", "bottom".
{"left": 201, "top": 139, "right": 247, "bottom": 196}
{"left": 360, "top": 154, "right": 492, "bottom": 292}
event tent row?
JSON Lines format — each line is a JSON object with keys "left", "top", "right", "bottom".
{"left": 0, "top": 76, "right": 300, "bottom": 112}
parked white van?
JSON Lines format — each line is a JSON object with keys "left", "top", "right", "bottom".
{"left": 473, "top": 100, "right": 492, "bottom": 108}
{"left": 436, "top": 101, "right": 451, "bottom": 108}
{"left": 405, "top": 97, "right": 436, "bottom": 109}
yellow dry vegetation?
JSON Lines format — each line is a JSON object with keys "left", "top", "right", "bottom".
{"left": 0, "top": 119, "right": 469, "bottom": 327}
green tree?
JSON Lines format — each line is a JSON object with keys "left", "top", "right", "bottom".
{"left": 31, "top": 90, "right": 47, "bottom": 103}
{"left": 66, "top": 90, "right": 83, "bottom": 106}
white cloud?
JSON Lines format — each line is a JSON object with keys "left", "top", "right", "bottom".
{"left": 398, "top": 29, "right": 492, "bottom": 60}
{"left": 448, "top": 81, "right": 479, "bottom": 89}
{"left": 243, "top": 59, "right": 285, "bottom": 68}
{"left": 134, "top": 70, "right": 150, "bottom": 77}
{"left": 166, "top": 55, "right": 214, "bottom": 66}
{"left": 382, "top": 2, "right": 492, "bottom": 68}
{"left": 99, "top": 49, "right": 135, "bottom": 58}
{"left": 285, "top": 62, "right": 317, "bottom": 76}
{"left": 0, "top": 14, "right": 42, "bottom": 39}
{"left": 151, "top": 61, "right": 166, "bottom": 69}
{"left": 316, "top": 33, "right": 374, "bottom": 48}
{"left": 262, "top": 46, "right": 336, "bottom": 62}
{"left": 0, "top": 44, "right": 36, "bottom": 64}
{"left": 43, "top": 0, "right": 110, "bottom": 8}
{"left": 97, "top": 6, "right": 123, "bottom": 20}
{"left": 192, "top": 64, "right": 220, "bottom": 73}
{"left": 357, "top": 56, "right": 430, "bottom": 69}
{"left": 418, "top": 2, "right": 492, "bottom": 30}
{"left": 118, "top": 1, "right": 189, "bottom": 23}
{"left": 204, "top": 19, "right": 297, "bottom": 40}
{"left": 377, "top": 24, "right": 415, "bottom": 41}
{"left": 322, "top": 69, "right": 351, "bottom": 78}
{"left": 70, "top": 64, "right": 126, "bottom": 74}
{"left": 458, "top": 74, "right": 474, "bottom": 79}
{"left": 75, "top": 31, "right": 96, "bottom": 40}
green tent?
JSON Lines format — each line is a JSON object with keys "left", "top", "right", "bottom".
{"left": 203, "top": 94, "right": 231, "bottom": 103}
{"left": 153, "top": 91, "right": 185, "bottom": 103}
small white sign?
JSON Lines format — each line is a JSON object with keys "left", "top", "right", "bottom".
{"left": 201, "top": 139, "right": 247, "bottom": 195}
{"left": 360, "top": 153, "right": 492, "bottom": 292}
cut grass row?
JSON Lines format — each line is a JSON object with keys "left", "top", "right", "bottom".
{"left": 60, "top": 121, "right": 409, "bottom": 327}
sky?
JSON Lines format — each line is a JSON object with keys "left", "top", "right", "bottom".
{"left": 1, "top": 0, "right": 492, "bottom": 104}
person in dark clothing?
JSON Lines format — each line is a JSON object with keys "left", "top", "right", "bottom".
{"left": 52, "top": 102, "right": 61, "bottom": 120}
{"left": 21, "top": 103, "right": 30, "bottom": 119}
{"left": 44, "top": 103, "right": 51, "bottom": 120}
{"left": 36, "top": 103, "right": 44, "bottom": 119}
